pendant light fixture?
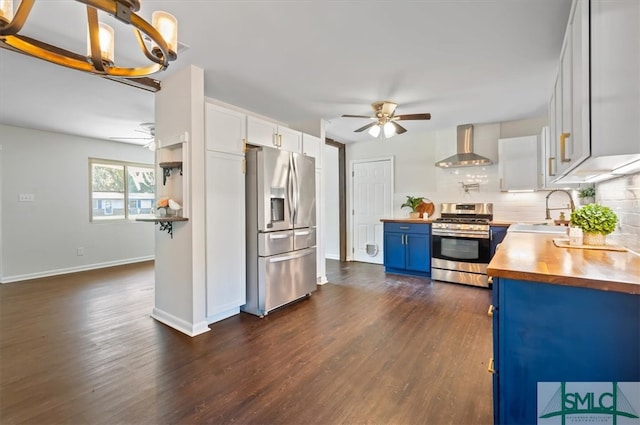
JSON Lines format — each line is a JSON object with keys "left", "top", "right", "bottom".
{"left": 0, "top": 0, "right": 178, "bottom": 92}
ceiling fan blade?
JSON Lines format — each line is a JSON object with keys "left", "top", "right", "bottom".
{"left": 394, "top": 113, "right": 432, "bottom": 121}
{"left": 354, "top": 122, "right": 377, "bottom": 133}
{"left": 391, "top": 122, "right": 408, "bottom": 134}
{"left": 342, "top": 114, "right": 375, "bottom": 119}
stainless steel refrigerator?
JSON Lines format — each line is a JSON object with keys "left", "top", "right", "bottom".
{"left": 242, "top": 145, "right": 317, "bottom": 317}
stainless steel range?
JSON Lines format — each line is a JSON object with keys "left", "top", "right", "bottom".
{"left": 431, "top": 203, "right": 493, "bottom": 288}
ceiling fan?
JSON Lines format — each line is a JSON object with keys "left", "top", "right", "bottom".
{"left": 109, "top": 122, "right": 156, "bottom": 150}
{"left": 342, "top": 101, "right": 431, "bottom": 138}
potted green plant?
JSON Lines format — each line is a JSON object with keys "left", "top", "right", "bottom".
{"left": 577, "top": 186, "right": 596, "bottom": 205}
{"left": 569, "top": 203, "right": 618, "bottom": 245}
{"left": 401, "top": 196, "right": 425, "bottom": 219}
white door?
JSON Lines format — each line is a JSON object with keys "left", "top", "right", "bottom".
{"left": 351, "top": 159, "right": 393, "bottom": 264}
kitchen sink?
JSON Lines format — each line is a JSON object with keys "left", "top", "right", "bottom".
{"left": 507, "top": 223, "right": 569, "bottom": 235}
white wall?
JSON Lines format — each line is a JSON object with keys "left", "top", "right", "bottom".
{"left": 1, "top": 124, "right": 155, "bottom": 282}
{"left": 346, "top": 117, "right": 556, "bottom": 228}
{"left": 324, "top": 144, "right": 340, "bottom": 260}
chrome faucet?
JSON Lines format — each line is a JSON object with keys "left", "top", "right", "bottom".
{"left": 545, "top": 189, "right": 576, "bottom": 220}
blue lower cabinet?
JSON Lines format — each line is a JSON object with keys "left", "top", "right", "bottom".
{"left": 383, "top": 222, "right": 431, "bottom": 277}
{"left": 492, "top": 277, "right": 640, "bottom": 424}
{"left": 490, "top": 226, "right": 508, "bottom": 258}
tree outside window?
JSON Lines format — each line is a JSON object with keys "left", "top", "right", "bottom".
{"left": 90, "top": 159, "right": 155, "bottom": 221}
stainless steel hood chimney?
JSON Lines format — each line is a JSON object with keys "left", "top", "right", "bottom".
{"left": 435, "top": 124, "right": 492, "bottom": 168}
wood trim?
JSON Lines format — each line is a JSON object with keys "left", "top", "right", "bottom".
{"left": 325, "top": 138, "right": 347, "bottom": 261}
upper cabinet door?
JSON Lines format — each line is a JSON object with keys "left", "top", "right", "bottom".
{"left": 498, "top": 135, "right": 540, "bottom": 191}
{"left": 590, "top": 0, "right": 640, "bottom": 158}
{"left": 302, "top": 133, "right": 322, "bottom": 168}
{"left": 205, "top": 103, "right": 246, "bottom": 155}
{"left": 557, "top": 27, "right": 573, "bottom": 176}
{"left": 247, "top": 115, "right": 277, "bottom": 148}
{"left": 277, "top": 126, "right": 302, "bottom": 153}
{"left": 568, "top": 0, "right": 590, "bottom": 168}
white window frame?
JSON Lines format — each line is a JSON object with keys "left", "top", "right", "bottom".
{"left": 89, "top": 158, "right": 155, "bottom": 222}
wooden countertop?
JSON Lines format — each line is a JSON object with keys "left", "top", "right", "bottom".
{"left": 380, "top": 219, "right": 519, "bottom": 227}
{"left": 380, "top": 218, "right": 435, "bottom": 224}
{"left": 487, "top": 232, "right": 640, "bottom": 295}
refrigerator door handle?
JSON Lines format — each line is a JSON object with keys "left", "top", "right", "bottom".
{"left": 294, "top": 230, "right": 310, "bottom": 236}
{"left": 268, "top": 249, "right": 314, "bottom": 263}
{"left": 287, "top": 154, "right": 295, "bottom": 224}
{"left": 289, "top": 153, "right": 298, "bottom": 225}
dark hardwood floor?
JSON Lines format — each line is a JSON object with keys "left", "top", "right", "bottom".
{"left": 0, "top": 260, "right": 493, "bottom": 424}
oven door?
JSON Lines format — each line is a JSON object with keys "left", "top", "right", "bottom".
{"left": 431, "top": 234, "right": 491, "bottom": 264}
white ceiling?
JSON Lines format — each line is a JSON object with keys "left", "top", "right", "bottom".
{"left": 0, "top": 0, "right": 572, "bottom": 145}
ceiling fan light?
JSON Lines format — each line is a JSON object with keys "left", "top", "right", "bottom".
{"left": 0, "top": 0, "right": 13, "bottom": 23}
{"left": 383, "top": 122, "right": 396, "bottom": 138}
{"left": 87, "top": 22, "right": 115, "bottom": 64}
{"left": 368, "top": 124, "right": 381, "bottom": 138}
{"left": 152, "top": 11, "right": 178, "bottom": 54}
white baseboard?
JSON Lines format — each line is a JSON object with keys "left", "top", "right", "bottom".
{"left": 207, "top": 307, "right": 240, "bottom": 324}
{"left": 325, "top": 254, "right": 340, "bottom": 260}
{"left": 1, "top": 256, "right": 155, "bottom": 284}
{"left": 151, "top": 308, "right": 210, "bottom": 337}
{"left": 317, "top": 275, "right": 329, "bottom": 285}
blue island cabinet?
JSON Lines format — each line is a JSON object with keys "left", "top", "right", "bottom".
{"left": 491, "top": 278, "right": 640, "bottom": 425}
{"left": 383, "top": 222, "right": 431, "bottom": 277}
{"left": 490, "top": 226, "right": 508, "bottom": 258}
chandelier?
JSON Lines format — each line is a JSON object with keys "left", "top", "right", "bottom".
{"left": 0, "top": 0, "right": 178, "bottom": 92}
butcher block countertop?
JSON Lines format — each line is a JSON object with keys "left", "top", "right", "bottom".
{"left": 380, "top": 218, "right": 523, "bottom": 226}
{"left": 487, "top": 232, "right": 640, "bottom": 295}
{"left": 380, "top": 218, "right": 435, "bottom": 224}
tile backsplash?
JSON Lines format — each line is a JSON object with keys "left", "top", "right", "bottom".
{"left": 394, "top": 164, "right": 571, "bottom": 223}
{"left": 596, "top": 173, "right": 640, "bottom": 253}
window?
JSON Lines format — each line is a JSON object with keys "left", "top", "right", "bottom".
{"left": 90, "top": 159, "right": 155, "bottom": 221}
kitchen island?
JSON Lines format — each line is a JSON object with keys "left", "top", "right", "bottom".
{"left": 487, "top": 232, "right": 640, "bottom": 425}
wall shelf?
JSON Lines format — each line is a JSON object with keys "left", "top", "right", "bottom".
{"left": 159, "top": 161, "right": 183, "bottom": 185}
{"left": 136, "top": 216, "right": 188, "bottom": 238}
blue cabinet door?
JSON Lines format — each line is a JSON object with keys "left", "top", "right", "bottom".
{"left": 490, "top": 226, "right": 508, "bottom": 258}
{"left": 495, "top": 278, "right": 640, "bottom": 425}
{"left": 406, "top": 233, "right": 430, "bottom": 272}
{"left": 383, "top": 223, "right": 431, "bottom": 277}
{"left": 383, "top": 232, "right": 405, "bottom": 270}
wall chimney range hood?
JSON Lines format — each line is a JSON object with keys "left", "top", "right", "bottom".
{"left": 435, "top": 124, "right": 492, "bottom": 168}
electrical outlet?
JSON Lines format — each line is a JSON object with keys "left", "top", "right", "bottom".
{"left": 19, "top": 194, "right": 35, "bottom": 202}
{"left": 77, "top": 247, "right": 84, "bottom": 256}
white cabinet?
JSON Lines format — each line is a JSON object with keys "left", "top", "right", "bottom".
{"left": 551, "top": 0, "right": 590, "bottom": 178}
{"left": 205, "top": 151, "right": 246, "bottom": 322}
{"left": 246, "top": 115, "right": 276, "bottom": 148}
{"left": 278, "top": 126, "right": 302, "bottom": 153}
{"left": 205, "top": 103, "right": 246, "bottom": 155}
{"left": 498, "top": 135, "right": 539, "bottom": 191}
{"left": 302, "top": 133, "right": 322, "bottom": 169}
{"left": 246, "top": 115, "right": 301, "bottom": 152}
{"left": 204, "top": 102, "right": 246, "bottom": 323}
{"left": 540, "top": 126, "right": 578, "bottom": 189}
{"left": 550, "top": 0, "right": 640, "bottom": 183}
{"left": 587, "top": 0, "right": 640, "bottom": 171}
